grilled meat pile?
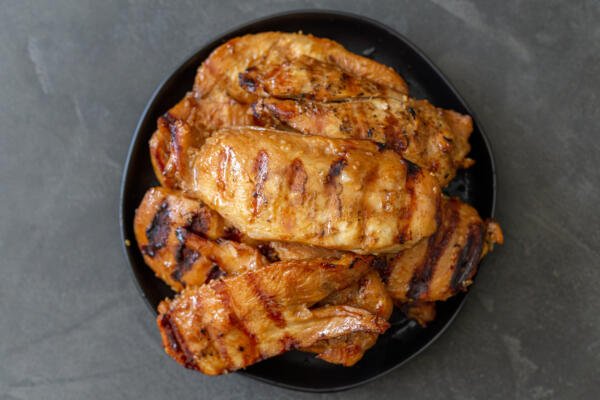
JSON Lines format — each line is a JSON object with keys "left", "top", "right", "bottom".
{"left": 133, "top": 32, "right": 503, "bottom": 375}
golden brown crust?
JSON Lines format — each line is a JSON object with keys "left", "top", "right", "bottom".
{"left": 157, "top": 255, "right": 390, "bottom": 374}
{"left": 253, "top": 96, "right": 473, "bottom": 186}
{"left": 194, "top": 32, "right": 408, "bottom": 103}
{"left": 190, "top": 128, "right": 440, "bottom": 253}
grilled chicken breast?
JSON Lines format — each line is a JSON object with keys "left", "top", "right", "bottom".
{"left": 189, "top": 127, "right": 440, "bottom": 253}
{"left": 134, "top": 187, "right": 267, "bottom": 291}
{"left": 157, "top": 255, "right": 390, "bottom": 374}
{"left": 194, "top": 32, "right": 408, "bottom": 104}
{"left": 239, "top": 55, "right": 405, "bottom": 102}
{"left": 382, "top": 197, "right": 503, "bottom": 304}
{"left": 252, "top": 96, "right": 473, "bottom": 186}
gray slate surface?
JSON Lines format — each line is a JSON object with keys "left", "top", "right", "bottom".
{"left": 1, "top": 1, "right": 599, "bottom": 399}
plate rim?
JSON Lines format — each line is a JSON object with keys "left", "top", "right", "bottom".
{"left": 119, "top": 8, "right": 497, "bottom": 393}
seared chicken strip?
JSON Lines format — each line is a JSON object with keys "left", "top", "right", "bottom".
{"left": 157, "top": 255, "right": 390, "bottom": 375}
{"left": 149, "top": 92, "right": 256, "bottom": 188}
{"left": 381, "top": 197, "right": 503, "bottom": 305}
{"left": 188, "top": 128, "right": 440, "bottom": 253}
{"left": 253, "top": 96, "right": 473, "bottom": 186}
{"left": 134, "top": 187, "right": 267, "bottom": 291}
{"left": 194, "top": 32, "right": 408, "bottom": 104}
{"left": 239, "top": 55, "right": 405, "bottom": 102}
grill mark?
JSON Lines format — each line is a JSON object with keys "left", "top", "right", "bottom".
{"left": 222, "top": 226, "right": 242, "bottom": 242}
{"left": 397, "top": 163, "right": 419, "bottom": 244}
{"left": 205, "top": 264, "right": 226, "bottom": 283}
{"left": 407, "top": 200, "right": 460, "bottom": 300}
{"left": 450, "top": 223, "right": 485, "bottom": 292}
{"left": 288, "top": 158, "right": 307, "bottom": 202}
{"left": 187, "top": 208, "right": 212, "bottom": 237}
{"left": 217, "top": 148, "right": 231, "bottom": 192}
{"left": 325, "top": 157, "right": 347, "bottom": 185}
{"left": 244, "top": 272, "right": 286, "bottom": 328}
{"left": 171, "top": 245, "right": 200, "bottom": 284}
{"left": 158, "top": 313, "right": 199, "bottom": 370}
{"left": 211, "top": 280, "right": 258, "bottom": 368}
{"left": 238, "top": 67, "right": 258, "bottom": 93}
{"left": 252, "top": 150, "right": 269, "bottom": 216}
{"left": 142, "top": 201, "right": 170, "bottom": 257}
{"left": 257, "top": 243, "right": 280, "bottom": 263}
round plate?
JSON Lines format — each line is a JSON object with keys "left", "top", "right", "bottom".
{"left": 120, "top": 10, "right": 497, "bottom": 393}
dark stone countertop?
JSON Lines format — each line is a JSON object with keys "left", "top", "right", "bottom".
{"left": 1, "top": 1, "right": 598, "bottom": 399}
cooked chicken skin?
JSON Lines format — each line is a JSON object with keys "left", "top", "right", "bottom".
{"left": 382, "top": 197, "right": 503, "bottom": 304}
{"left": 157, "top": 255, "right": 390, "bottom": 374}
{"left": 189, "top": 127, "right": 440, "bottom": 253}
{"left": 134, "top": 187, "right": 267, "bottom": 291}
{"left": 194, "top": 32, "right": 408, "bottom": 104}
{"left": 253, "top": 96, "right": 473, "bottom": 186}
{"left": 239, "top": 55, "right": 405, "bottom": 102}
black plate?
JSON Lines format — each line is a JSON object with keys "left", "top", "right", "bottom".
{"left": 120, "top": 10, "right": 497, "bottom": 393}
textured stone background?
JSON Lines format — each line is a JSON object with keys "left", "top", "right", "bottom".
{"left": 1, "top": 1, "right": 599, "bottom": 399}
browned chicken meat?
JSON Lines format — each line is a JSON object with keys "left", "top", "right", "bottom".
{"left": 134, "top": 187, "right": 267, "bottom": 291}
{"left": 194, "top": 32, "right": 408, "bottom": 104}
{"left": 188, "top": 127, "right": 440, "bottom": 253}
{"left": 157, "top": 255, "right": 390, "bottom": 375}
{"left": 252, "top": 96, "right": 473, "bottom": 185}
{"left": 381, "top": 197, "right": 503, "bottom": 307}
{"left": 238, "top": 55, "right": 405, "bottom": 102}
{"left": 137, "top": 31, "right": 504, "bottom": 375}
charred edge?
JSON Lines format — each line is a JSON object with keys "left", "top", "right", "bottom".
{"left": 142, "top": 201, "right": 170, "bottom": 257}
{"left": 257, "top": 244, "right": 280, "bottom": 263}
{"left": 205, "top": 264, "right": 226, "bottom": 283}
{"left": 371, "top": 256, "right": 391, "bottom": 283}
{"left": 404, "top": 159, "right": 421, "bottom": 178}
{"left": 245, "top": 272, "right": 286, "bottom": 328}
{"left": 186, "top": 208, "right": 212, "bottom": 237}
{"left": 158, "top": 313, "right": 199, "bottom": 370}
{"left": 238, "top": 67, "right": 258, "bottom": 93}
{"left": 450, "top": 223, "right": 485, "bottom": 292}
{"left": 407, "top": 201, "right": 460, "bottom": 300}
{"left": 375, "top": 141, "right": 387, "bottom": 152}
{"left": 211, "top": 280, "right": 257, "bottom": 367}
{"left": 252, "top": 150, "right": 269, "bottom": 216}
{"left": 325, "top": 157, "right": 347, "bottom": 186}
{"left": 222, "top": 226, "right": 242, "bottom": 242}
{"left": 171, "top": 244, "right": 200, "bottom": 284}
{"left": 288, "top": 158, "right": 307, "bottom": 197}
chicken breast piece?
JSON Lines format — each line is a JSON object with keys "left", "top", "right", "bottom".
{"left": 149, "top": 92, "right": 256, "bottom": 188}
{"left": 302, "top": 269, "right": 393, "bottom": 366}
{"left": 188, "top": 127, "right": 440, "bottom": 253}
{"left": 253, "top": 96, "right": 473, "bottom": 186}
{"left": 134, "top": 187, "right": 267, "bottom": 291}
{"left": 194, "top": 32, "right": 408, "bottom": 104}
{"left": 239, "top": 55, "right": 405, "bottom": 102}
{"left": 381, "top": 197, "right": 503, "bottom": 304}
{"left": 157, "top": 255, "right": 390, "bottom": 375}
